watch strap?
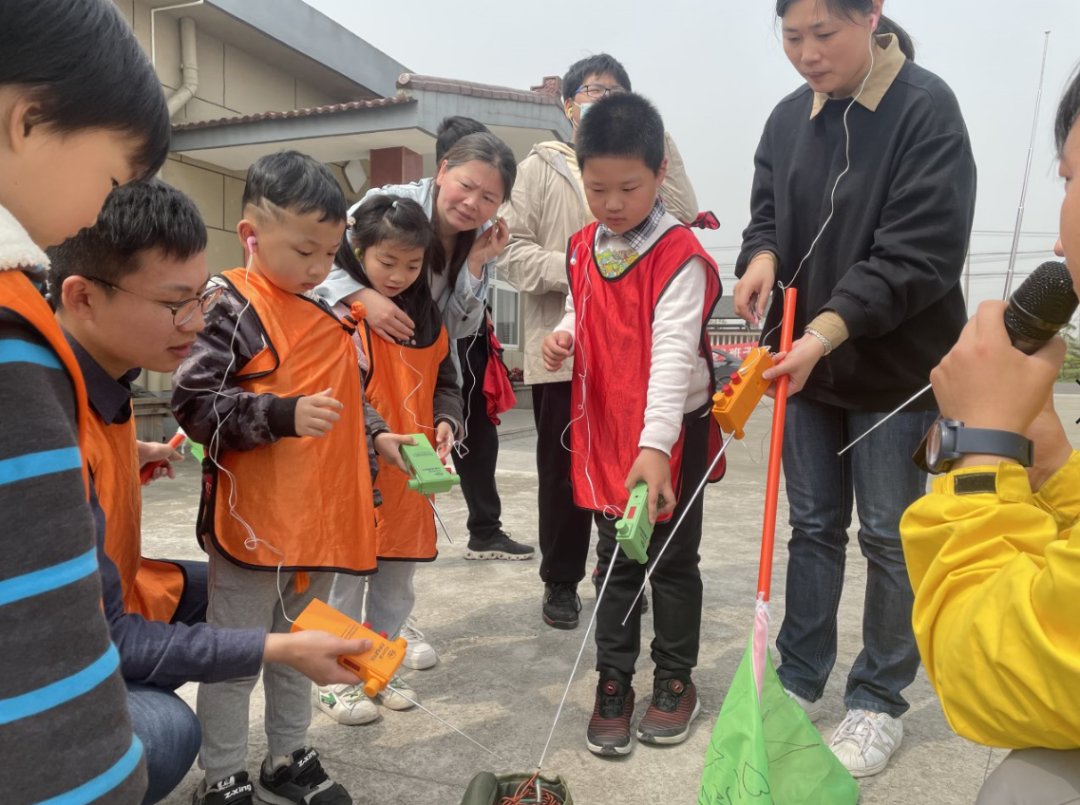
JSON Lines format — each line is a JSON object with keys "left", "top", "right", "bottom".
{"left": 953, "top": 426, "right": 1033, "bottom": 468}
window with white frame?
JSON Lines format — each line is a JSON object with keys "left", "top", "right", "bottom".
{"left": 488, "top": 279, "right": 519, "bottom": 349}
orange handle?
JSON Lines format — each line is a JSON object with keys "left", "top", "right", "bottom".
{"left": 139, "top": 429, "right": 186, "bottom": 485}
{"left": 757, "top": 287, "right": 798, "bottom": 602}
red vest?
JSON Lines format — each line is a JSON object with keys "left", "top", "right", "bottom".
{"left": 567, "top": 223, "right": 721, "bottom": 514}
{"left": 359, "top": 322, "right": 448, "bottom": 561}
{"left": 208, "top": 268, "right": 377, "bottom": 574}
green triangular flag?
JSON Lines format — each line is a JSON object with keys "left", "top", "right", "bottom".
{"left": 698, "top": 635, "right": 860, "bottom": 804}
{"left": 186, "top": 439, "right": 204, "bottom": 464}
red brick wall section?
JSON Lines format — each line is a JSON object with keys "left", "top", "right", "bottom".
{"left": 370, "top": 146, "right": 423, "bottom": 186}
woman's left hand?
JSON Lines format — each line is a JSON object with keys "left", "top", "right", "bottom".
{"left": 435, "top": 421, "right": 455, "bottom": 461}
{"left": 467, "top": 217, "right": 509, "bottom": 277}
{"left": 762, "top": 333, "right": 826, "bottom": 398}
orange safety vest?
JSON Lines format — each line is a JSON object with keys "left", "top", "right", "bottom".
{"left": 206, "top": 268, "right": 377, "bottom": 574}
{"left": 84, "top": 408, "right": 186, "bottom": 622}
{"left": 359, "top": 321, "right": 448, "bottom": 561}
{"left": 0, "top": 270, "right": 90, "bottom": 495}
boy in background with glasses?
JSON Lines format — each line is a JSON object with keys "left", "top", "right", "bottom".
{"left": 48, "top": 179, "right": 371, "bottom": 805}
{"left": 497, "top": 53, "right": 700, "bottom": 630}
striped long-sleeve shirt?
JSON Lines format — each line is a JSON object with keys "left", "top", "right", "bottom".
{"left": 0, "top": 212, "right": 146, "bottom": 804}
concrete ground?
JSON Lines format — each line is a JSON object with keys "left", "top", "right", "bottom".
{"left": 148, "top": 395, "right": 1080, "bottom": 805}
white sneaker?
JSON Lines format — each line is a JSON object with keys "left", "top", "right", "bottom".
{"left": 828, "top": 708, "right": 903, "bottom": 777}
{"left": 377, "top": 675, "right": 417, "bottom": 711}
{"left": 315, "top": 683, "right": 378, "bottom": 726}
{"left": 399, "top": 618, "right": 438, "bottom": 670}
{"left": 784, "top": 688, "right": 823, "bottom": 723}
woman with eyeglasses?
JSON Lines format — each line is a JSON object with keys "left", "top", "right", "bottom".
{"left": 732, "top": 0, "right": 976, "bottom": 777}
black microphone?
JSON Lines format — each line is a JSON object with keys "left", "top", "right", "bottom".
{"left": 1004, "top": 260, "right": 1078, "bottom": 353}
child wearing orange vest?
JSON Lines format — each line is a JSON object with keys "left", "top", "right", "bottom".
{"left": 172, "top": 152, "right": 408, "bottom": 805}
{"left": 314, "top": 195, "right": 464, "bottom": 727}
{"left": 49, "top": 179, "right": 374, "bottom": 805}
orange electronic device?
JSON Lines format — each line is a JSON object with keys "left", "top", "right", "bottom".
{"left": 291, "top": 598, "right": 407, "bottom": 697}
{"left": 711, "top": 347, "right": 775, "bottom": 440}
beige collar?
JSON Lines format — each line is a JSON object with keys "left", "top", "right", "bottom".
{"left": 810, "top": 33, "right": 906, "bottom": 119}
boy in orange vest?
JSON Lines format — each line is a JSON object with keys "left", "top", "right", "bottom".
{"left": 543, "top": 94, "right": 722, "bottom": 757}
{"left": 50, "top": 179, "right": 375, "bottom": 804}
{"left": 173, "top": 152, "right": 407, "bottom": 805}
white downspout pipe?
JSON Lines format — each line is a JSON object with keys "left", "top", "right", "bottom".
{"left": 165, "top": 17, "right": 199, "bottom": 118}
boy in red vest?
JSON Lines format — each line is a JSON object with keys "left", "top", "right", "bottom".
{"left": 173, "top": 152, "right": 407, "bottom": 805}
{"left": 542, "top": 93, "right": 721, "bottom": 757}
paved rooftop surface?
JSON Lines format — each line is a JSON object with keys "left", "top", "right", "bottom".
{"left": 149, "top": 395, "right": 1080, "bottom": 804}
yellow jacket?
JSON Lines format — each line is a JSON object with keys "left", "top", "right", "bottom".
{"left": 901, "top": 454, "right": 1080, "bottom": 748}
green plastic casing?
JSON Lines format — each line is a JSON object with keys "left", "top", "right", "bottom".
{"left": 400, "top": 433, "right": 460, "bottom": 495}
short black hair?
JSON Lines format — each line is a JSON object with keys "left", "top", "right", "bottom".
{"left": 562, "top": 54, "right": 632, "bottom": 102}
{"left": 241, "top": 151, "right": 347, "bottom": 223}
{"left": 47, "top": 180, "right": 207, "bottom": 305}
{"left": 436, "top": 116, "right": 491, "bottom": 163}
{"left": 1056, "top": 66, "right": 1080, "bottom": 157}
{"left": 1, "top": 0, "right": 170, "bottom": 179}
{"left": 576, "top": 93, "right": 665, "bottom": 174}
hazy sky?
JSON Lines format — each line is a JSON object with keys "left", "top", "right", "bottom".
{"left": 306, "top": 0, "right": 1080, "bottom": 307}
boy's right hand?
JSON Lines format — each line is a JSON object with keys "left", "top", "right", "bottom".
{"left": 373, "top": 432, "right": 414, "bottom": 472}
{"left": 295, "top": 388, "right": 342, "bottom": 437}
{"left": 264, "top": 631, "right": 367, "bottom": 686}
{"left": 542, "top": 331, "right": 574, "bottom": 372}
{"left": 359, "top": 287, "right": 415, "bottom": 342}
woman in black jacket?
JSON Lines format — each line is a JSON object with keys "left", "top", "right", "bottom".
{"left": 733, "top": 0, "right": 976, "bottom": 778}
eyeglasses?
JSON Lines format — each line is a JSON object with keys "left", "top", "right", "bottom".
{"left": 85, "top": 277, "right": 223, "bottom": 326}
{"left": 574, "top": 84, "right": 627, "bottom": 100}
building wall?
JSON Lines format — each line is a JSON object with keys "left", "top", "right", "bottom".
{"left": 114, "top": 1, "right": 340, "bottom": 125}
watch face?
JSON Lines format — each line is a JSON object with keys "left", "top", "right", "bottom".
{"left": 926, "top": 420, "right": 943, "bottom": 469}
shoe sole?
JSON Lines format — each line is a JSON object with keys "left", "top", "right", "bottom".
{"left": 315, "top": 700, "right": 379, "bottom": 726}
{"left": 542, "top": 612, "right": 579, "bottom": 630}
{"left": 637, "top": 699, "right": 702, "bottom": 745}
{"left": 315, "top": 706, "right": 380, "bottom": 726}
{"left": 586, "top": 736, "right": 633, "bottom": 757}
{"left": 846, "top": 759, "right": 890, "bottom": 778}
{"left": 464, "top": 549, "right": 534, "bottom": 560}
{"left": 255, "top": 780, "right": 348, "bottom": 805}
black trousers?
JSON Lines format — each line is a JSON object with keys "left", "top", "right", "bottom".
{"left": 533, "top": 380, "right": 594, "bottom": 585}
{"left": 593, "top": 405, "right": 709, "bottom": 680}
{"left": 455, "top": 334, "right": 503, "bottom": 540}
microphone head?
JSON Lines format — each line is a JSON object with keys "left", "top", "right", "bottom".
{"left": 1005, "top": 261, "right": 1078, "bottom": 354}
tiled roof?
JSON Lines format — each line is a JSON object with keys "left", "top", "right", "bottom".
{"left": 396, "top": 73, "right": 562, "bottom": 106}
{"left": 171, "top": 73, "right": 559, "bottom": 133}
{"left": 171, "top": 95, "right": 416, "bottom": 131}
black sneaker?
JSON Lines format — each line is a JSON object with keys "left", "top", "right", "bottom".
{"left": 586, "top": 673, "right": 635, "bottom": 757}
{"left": 256, "top": 748, "right": 351, "bottom": 805}
{"left": 543, "top": 582, "right": 581, "bottom": 629}
{"left": 636, "top": 676, "right": 702, "bottom": 745}
{"left": 591, "top": 564, "right": 648, "bottom": 613}
{"left": 464, "top": 531, "right": 535, "bottom": 561}
{"left": 192, "top": 772, "right": 254, "bottom": 805}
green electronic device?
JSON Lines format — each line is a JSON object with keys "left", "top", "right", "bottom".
{"left": 400, "top": 433, "right": 460, "bottom": 495}
{"left": 615, "top": 482, "right": 653, "bottom": 564}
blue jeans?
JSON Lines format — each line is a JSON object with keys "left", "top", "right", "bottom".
{"left": 776, "top": 396, "right": 936, "bottom": 717}
{"left": 127, "top": 683, "right": 201, "bottom": 804}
